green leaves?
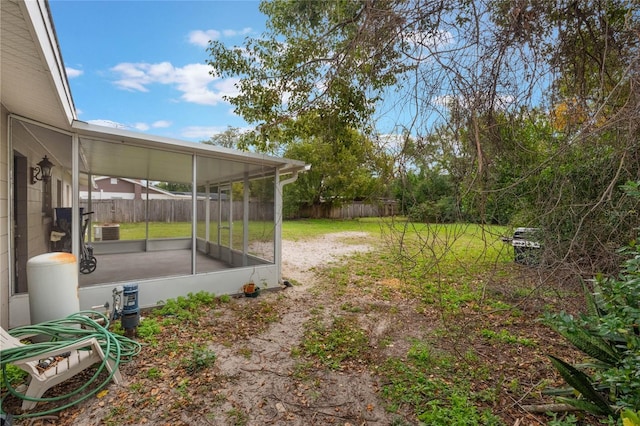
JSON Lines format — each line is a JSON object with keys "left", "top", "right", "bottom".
{"left": 300, "top": 315, "right": 369, "bottom": 370}
{"left": 282, "top": 123, "right": 391, "bottom": 211}
{"left": 548, "top": 355, "right": 613, "bottom": 415}
{"left": 545, "top": 313, "right": 620, "bottom": 366}
{"left": 545, "top": 232, "right": 640, "bottom": 417}
{"left": 207, "top": 0, "right": 417, "bottom": 145}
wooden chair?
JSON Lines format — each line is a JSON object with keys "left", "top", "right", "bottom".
{"left": 0, "top": 327, "right": 122, "bottom": 410}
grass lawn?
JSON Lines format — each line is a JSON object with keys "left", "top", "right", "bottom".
{"left": 112, "top": 218, "right": 511, "bottom": 262}
{"left": 113, "top": 218, "right": 389, "bottom": 240}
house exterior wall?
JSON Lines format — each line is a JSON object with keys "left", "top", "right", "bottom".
{"left": 80, "top": 178, "right": 176, "bottom": 200}
{"left": 26, "top": 186, "right": 51, "bottom": 259}
{"left": 55, "top": 172, "right": 73, "bottom": 208}
{"left": 80, "top": 191, "right": 176, "bottom": 200}
{"left": 1, "top": 105, "right": 9, "bottom": 329}
{"left": 98, "top": 178, "right": 135, "bottom": 198}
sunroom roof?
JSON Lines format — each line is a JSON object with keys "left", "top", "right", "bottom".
{"left": 12, "top": 117, "right": 307, "bottom": 186}
{"left": 73, "top": 121, "right": 307, "bottom": 185}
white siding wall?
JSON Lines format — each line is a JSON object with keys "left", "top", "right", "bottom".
{"left": 5, "top": 119, "right": 76, "bottom": 328}
{"left": 27, "top": 183, "right": 49, "bottom": 256}
{"left": 80, "top": 191, "right": 135, "bottom": 200}
{"left": 26, "top": 163, "right": 54, "bottom": 259}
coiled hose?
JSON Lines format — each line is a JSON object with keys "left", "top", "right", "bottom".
{"left": 1, "top": 311, "right": 141, "bottom": 419}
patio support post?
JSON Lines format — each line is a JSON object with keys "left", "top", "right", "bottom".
{"left": 228, "top": 183, "right": 233, "bottom": 265}
{"left": 205, "top": 183, "right": 210, "bottom": 246}
{"left": 217, "top": 186, "right": 222, "bottom": 258}
{"left": 276, "top": 169, "right": 302, "bottom": 283}
{"left": 274, "top": 171, "right": 282, "bottom": 282}
{"left": 87, "top": 173, "right": 92, "bottom": 243}
{"left": 243, "top": 171, "right": 249, "bottom": 266}
{"left": 191, "top": 154, "right": 197, "bottom": 274}
{"left": 71, "top": 133, "right": 79, "bottom": 258}
{"left": 145, "top": 180, "right": 149, "bottom": 251}
{"left": 6, "top": 117, "right": 14, "bottom": 307}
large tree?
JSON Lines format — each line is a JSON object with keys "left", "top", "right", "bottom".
{"left": 282, "top": 115, "right": 393, "bottom": 216}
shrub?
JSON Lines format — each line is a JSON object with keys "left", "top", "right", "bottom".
{"left": 543, "top": 242, "right": 640, "bottom": 417}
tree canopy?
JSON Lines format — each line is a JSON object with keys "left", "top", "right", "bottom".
{"left": 207, "top": 0, "right": 640, "bottom": 273}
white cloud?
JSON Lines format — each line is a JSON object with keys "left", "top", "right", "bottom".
{"left": 432, "top": 94, "right": 455, "bottom": 108}
{"left": 222, "top": 27, "right": 252, "bottom": 38}
{"left": 66, "top": 67, "right": 84, "bottom": 78}
{"left": 376, "top": 133, "right": 407, "bottom": 152}
{"left": 404, "top": 30, "right": 454, "bottom": 62}
{"left": 182, "top": 126, "right": 228, "bottom": 139}
{"left": 152, "top": 120, "right": 172, "bottom": 128}
{"left": 189, "top": 29, "right": 221, "bottom": 47}
{"left": 405, "top": 30, "right": 454, "bottom": 50}
{"left": 189, "top": 27, "right": 253, "bottom": 47}
{"left": 133, "top": 122, "right": 150, "bottom": 131}
{"left": 111, "top": 63, "right": 153, "bottom": 92}
{"left": 182, "top": 124, "right": 253, "bottom": 139}
{"left": 432, "top": 93, "right": 515, "bottom": 110}
{"left": 111, "top": 61, "right": 239, "bottom": 106}
{"left": 86, "top": 119, "right": 156, "bottom": 133}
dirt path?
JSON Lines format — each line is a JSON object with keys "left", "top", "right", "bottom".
{"left": 281, "top": 231, "right": 373, "bottom": 283}
{"left": 205, "top": 231, "right": 391, "bottom": 425}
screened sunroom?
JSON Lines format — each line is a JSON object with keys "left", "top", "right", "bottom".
{"left": 7, "top": 116, "right": 306, "bottom": 327}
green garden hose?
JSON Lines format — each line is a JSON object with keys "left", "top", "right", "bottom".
{"left": 1, "top": 311, "right": 141, "bottom": 419}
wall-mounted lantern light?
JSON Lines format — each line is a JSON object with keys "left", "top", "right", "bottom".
{"left": 31, "top": 155, "right": 54, "bottom": 184}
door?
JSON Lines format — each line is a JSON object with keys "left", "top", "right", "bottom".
{"left": 13, "top": 152, "right": 28, "bottom": 293}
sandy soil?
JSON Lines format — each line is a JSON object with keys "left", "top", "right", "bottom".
{"left": 281, "top": 231, "right": 374, "bottom": 283}
{"left": 199, "top": 231, "right": 392, "bottom": 425}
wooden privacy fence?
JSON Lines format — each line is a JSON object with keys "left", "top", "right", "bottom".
{"left": 79, "top": 199, "right": 397, "bottom": 223}
{"left": 79, "top": 199, "right": 274, "bottom": 223}
{"left": 296, "top": 200, "right": 397, "bottom": 219}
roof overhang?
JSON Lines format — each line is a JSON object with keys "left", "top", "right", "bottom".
{"left": 1, "top": 0, "right": 76, "bottom": 130}
{"left": 72, "top": 121, "right": 307, "bottom": 185}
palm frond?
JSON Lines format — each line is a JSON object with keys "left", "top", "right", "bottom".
{"left": 556, "top": 327, "right": 620, "bottom": 365}
{"left": 548, "top": 355, "right": 613, "bottom": 416}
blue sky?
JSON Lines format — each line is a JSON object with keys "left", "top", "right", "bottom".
{"left": 49, "top": 1, "right": 265, "bottom": 142}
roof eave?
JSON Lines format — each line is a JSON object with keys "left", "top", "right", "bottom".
{"left": 23, "top": 0, "right": 77, "bottom": 125}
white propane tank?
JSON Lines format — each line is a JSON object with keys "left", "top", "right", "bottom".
{"left": 27, "top": 252, "right": 80, "bottom": 325}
